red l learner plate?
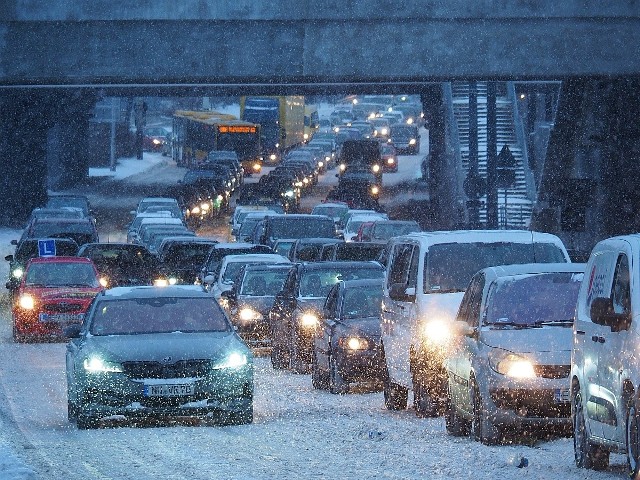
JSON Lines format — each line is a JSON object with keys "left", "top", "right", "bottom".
{"left": 143, "top": 384, "right": 194, "bottom": 397}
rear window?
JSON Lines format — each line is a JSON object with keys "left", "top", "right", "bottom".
{"left": 90, "top": 297, "right": 229, "bottom": 335}
{"left": 269, "top": 217, "right": 335, "bottom": 240}
{"left": 424, "top": 242, "right": 567, "bottom": 293}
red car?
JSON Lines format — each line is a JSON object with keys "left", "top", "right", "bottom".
{"left": 12, "top": 257, "right": 104, "bottom": 342}
{"left": 380, "top": 143, "right": 398, "bottom": 172}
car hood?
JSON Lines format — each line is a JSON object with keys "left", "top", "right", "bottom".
{"left": 480, "top": 326, "right": 572, "bottom": 364}
{"left": 336, "top": 317, "right": 381, "bottom": 339}
{"left": 23, "top": 286, "right": 102, "bottom": 300}
{"left": 297, "top": 298, "right": 325, "bottom": 312}
{"left": 238, "top": 296, "right": 276, "bottom": 314}
{"left": 83, "top": 331, "right": 248, "bottom": 363}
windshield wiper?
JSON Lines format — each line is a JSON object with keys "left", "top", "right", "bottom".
{"left": 430, "top": 288, "right": 465, "bottom": 294}
{"left": 485, "top": 321, "right": 541, "bottom": 329}
{"left": 534, "top": 319, "right": 574, "bottom": 326}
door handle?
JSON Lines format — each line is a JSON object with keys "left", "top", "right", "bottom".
{"left": 575, "top": 330, "right": 585, "bottom": 335}
{"left": 591, "top": 335, "right": 605, "bottom": 343}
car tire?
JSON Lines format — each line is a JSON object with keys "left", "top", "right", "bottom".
{"left": 445, "top": 383, "right": 471, "bottom": 436}
{"left": 311, "top": 350, "right": 329, "bottom": 390}
{"left": 573, "top": 389, "right": 609, "bottom": 470}
{"left": 627, "top": 397, "right": 640, "bottom": 478}
{"left": 270, "top": 345, "right": 288, "bottom": 370}
{"left": 471, "top": 379, "right": 501, "bottom": 445}
{"left": 289, "top": 333, "right": 310, "bottom": 374}
{"left": 329, "top": 355, "right": 349, "bottom": 395}
{"left": 383, "top": 378, "right": 408, "bottom": 411}
{"left": 413, "top": 376, "right": 438, "bottom": 418}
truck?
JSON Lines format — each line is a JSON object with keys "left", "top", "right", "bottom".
{"left": 240, "top": 96, "right": 305, "bottom": 164}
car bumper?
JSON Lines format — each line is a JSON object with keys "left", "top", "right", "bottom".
{"left": 334, "top": 348, "right": 386, "bottom": 383}
{"left": 75, "top": 366, "right": 253, "bottom": 418}
{"left": 14, "top": 310, "right": 85, "bottom": 341}
{"left": 233, "top": 318, "right": 271, "bottom": 349}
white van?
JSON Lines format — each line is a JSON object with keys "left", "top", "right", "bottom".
{"left": 380, "top": 230, "right": 570, "bottom": 416}
{"left": 571, "top": 234, "right": 640, "bottom": 474}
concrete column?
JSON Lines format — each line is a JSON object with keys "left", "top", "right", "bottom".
{"left": 0, "top": 91, "right": 56, "bottom": 226}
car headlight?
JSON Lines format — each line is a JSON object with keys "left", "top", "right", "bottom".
{"left": 339, "top": 164, "right": 346, "bottom": 171}
{"left": 422, "top": 319, "right": 451, "bottom": 345}
{"left": 253, "top": 163, "right": 261, "bottom": 171}
{"left": 303, "top": 178, "right": 309, "bottom": 184}
{"left": 299, "top": 312, "right": 318, "bottom": 327}
{"left": 152, "top": 138, "right": 162, "bottom": 145}
{"left": 488, "top": 351, "right": 536, "bottom": 378}
{"left": 168, "top": 277, "right": 177, "bottom": 285}
{"left": 406, "top": 118, "right": 414, "bottom": 124}
{"left": 201, "top": 202, "right": 210, "bottom": 211}
{"left": 318, "top": 161, "right": 324, "bottom": 168}
{"left": 12, "top": 268, "right": 24, "bottom": 279}
{"left": 213, "top": 352, "right": 248, "bottom": 370}
{"left": 284, "top": 190, "right": 295, "bottom": 198}
{"left": 387, "top": 157, "right": 395, "bottom": 165}
{"left": 409, "top": 138, "right": 417, "bottom": 145}
{"left": 99, "top": 277, "right": 109, "bottom": 288}
{"left": 270, "top": 154, "right": 277, "bottom": 161}
{"left": 83, "top": 357, "right": 123, "bottom": 373}
{"left": 371, "top": 186, "right": 380, "bottom": 195}
{"left": 154, "top": 278, "right": 169, "bottom": 287}
{"left": 239, "top": 307, "right": 263, "bottom": 322}
{"left": 191, "top": 206, "right": 201, "bottom": 215}
{"left": 372, "top": 164, "right": 381, "bottom": 173}
{"left": 19, "top": 294, "right": 35, "bottom": 310}
{"left": 303, "top": 133, "right": 309, "bottom": 140}
{"left": 380, "top": 128, "right": 388, "bottom": 136}
{"left": 325, "top": 156, "right": 331, "bottom": 162}
{"left": 339, "top": 336, "right": 369, "bottom": 351}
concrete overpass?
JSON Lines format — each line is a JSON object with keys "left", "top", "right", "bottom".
{"left": 1, "top": 1, "right": 640, "bottom": 256}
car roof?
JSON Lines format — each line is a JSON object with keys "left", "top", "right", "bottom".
{"left": 396, "top": 229, "right": 567, "bottom": 246}
{"left": 480, "top": 262, "right": 586, "bottom": 280}
{"left": 301, "top": 260, "right": 383, "bottom": 271}
{"left": 98, "top": 285, "right": 209, "bottom": 300}
{"left": 222, "top": 254, "right": 290, "bottom": 264}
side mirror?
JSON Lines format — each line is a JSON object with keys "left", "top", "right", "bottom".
{"left": 389, "top": 283, "right": 416, "bottom": 302}
{"left": 5, "top": 255, "right": 13, "bottom": 262}
{"left": 203, "top": 275, "right": 215, "bottom": 285}
{"left": 590, "top": 297, "right": 631, "bottom": 332}
{"left": 10, "top": 239, "right": 18, "bottom": 245}
{"left": 63, "top": 324, "right": 82, "bottom": 339}
{"left": 452, "top": 320, "right": 477, "bottom": 338}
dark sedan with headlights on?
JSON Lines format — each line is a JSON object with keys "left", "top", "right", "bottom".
{"left": 269, "top": 261, "right": 385, "bottom": 374}
{"left": 64, "top": 286, "right": 254, "bottom": 429}
{"left": 312, "top": 279, "right": 386, "bottom": 394}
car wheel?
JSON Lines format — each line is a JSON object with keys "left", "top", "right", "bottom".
{"left": 413, "top": 376, "right": 438, "bottom": 418}
{"left": 289, "top": 333, "right": 310, "bottom": 374}
{"left": 383, "top": 377, "right": 408, "bottom": 411}
{"left": 445, "top": 383, "right": 470, "bottom": 436}
{"left": 328, "top": 355, "right": 349, "bottom": 395}
{"left": 311, "top": 350, "right": 329, "bottom": 390}
{"left": 270, "top": 345, "right": 288, "bottom": 370}
{"left": 573, "top": 389, "right": 609, "bottom": 469}
{"left": 471, "top": 378, "right": 501, "bottom": 445}
{"left": 627, "top": 397, "right": 640, "bottom": 477}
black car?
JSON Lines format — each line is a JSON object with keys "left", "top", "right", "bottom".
{"left": 319, "top": 242, "right": 385, "bottom": 262}
{"left": 269, "top": 261, "right": 385, "bottom": 373}
{"left": 76, "top": 243, "right": 159, "bottom": 288}
{"left": 311, "top": 279, "right": 386, "bottom": 394}
{"left": 20, "top": 217, "right": 99, "bottom": 246}
{"left": 256, "top": 214, "right": 336, "bottom": 249}
{"left": 5, "top": 237, "right": 79, "bottom": 297}
{"left": 156, "top": 238, "right": 219, "bottom": 285}
{"left": 326, "top": 171, "right": 382, "bottom": 211}
{"left": 220, "top": 263, "right": 294, "bottom": 350}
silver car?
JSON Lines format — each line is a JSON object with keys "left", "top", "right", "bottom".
{"left": 65, "top": 286, "right": 254, "bottom": 429}
{"left": 444, "top": 263, "right": 585, "bottom": 444}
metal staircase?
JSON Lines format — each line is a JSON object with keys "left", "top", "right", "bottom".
{"left": 450, "top": 81, "right": 535, "bottom": 228}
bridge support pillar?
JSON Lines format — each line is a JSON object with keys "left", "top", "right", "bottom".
{"left": 0, "top": 91, "right": 56, "bottom": 225}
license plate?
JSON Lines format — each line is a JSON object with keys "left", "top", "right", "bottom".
{"left": 554, "top": 388, "right": 570, "bottom": 403}
{"left": 38, "top": 313, "right": 84, "bottom": 323}
{"left": 143, "top": 383, "right": 194, "bottom": 397}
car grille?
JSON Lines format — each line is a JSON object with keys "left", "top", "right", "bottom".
{"left": 43, "top": 302, "right": 84, "bottom": 313}
{"left": 533, "top": 365, "right": 570, "bottom": 379}
{"left": 121, "top": 360, "right": 211, "bottom": 379}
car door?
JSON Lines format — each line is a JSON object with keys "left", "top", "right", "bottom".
{"left": 448, "top": 272, "right": 485, "bottom": 415}
{"left": 270, "top": 268, "right": 297, "bottom": 351}
{"left": 576, "top": 248, "right": 617, "bottom": 440}
{"left": 599, "top": 249, "right": 632, "bottom": 443}
{"left": 382, "top": 241, "right": 419, "bottom": 388}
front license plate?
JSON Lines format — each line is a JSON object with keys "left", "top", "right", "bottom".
{"left": 554, "top": 388, "right": 570, "bottom": 403}
{"left": 143, "top": 384, "right": 194, "bottom": 397}
{"left": 38, "top": 313, "right": 84, "bottom": 324}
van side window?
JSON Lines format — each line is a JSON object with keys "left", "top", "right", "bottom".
{"left": 612, "top": 254, "right": 631, "bottom": 316}
{"left": 387, "top": 244, "right": 414, "bottom": 289}
{"left": 456, "top": 273, "right": 485, "bottom": 326}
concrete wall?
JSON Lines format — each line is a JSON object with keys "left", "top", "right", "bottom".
{"left": 1, "top": 1, "right": 639, "bottom": 88}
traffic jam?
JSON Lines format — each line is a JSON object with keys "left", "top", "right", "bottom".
{"left": 1, "top": 94, "right": 635, "bottom": 478}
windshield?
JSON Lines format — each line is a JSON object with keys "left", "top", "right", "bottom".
{"left": 341, "top": 285, "right": 383, "bottom": 319}
{"left": 25, "top": 262, "right": 98, "bottom": 287}
{"left": 424, "top": 242, "right": 568, "bottom": 293}
{"left": 239, "top": 269, "right": 289, "bottom": 296}
{"left": 89, "top": 297, "right": 229, "bottom": 335}
{"left": 299, "top": 266, "right": 383, "bottom": 297}
{"left": 485, "top": 272, "right": 583, "bottom": 326}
